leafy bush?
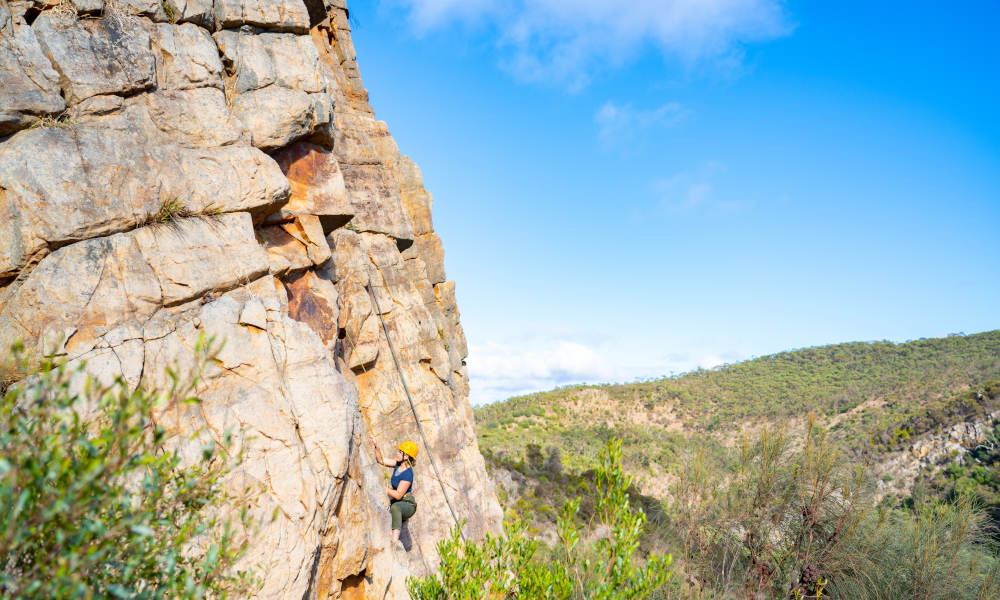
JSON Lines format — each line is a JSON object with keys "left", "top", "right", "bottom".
{"left": 409, "top": 439, "right": 672, "bottom": 599}
{"left": 0, "top": 341, "right": 257, "bottom": 599}
{"left": 407, "top": 518, "right": 569, "bottom": 600}
{"left": 669, "top": 417, "right": 1000, "bottom": 599}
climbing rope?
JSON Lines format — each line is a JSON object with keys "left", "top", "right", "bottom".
{"left": 339, "top": 281, "right": 390, "bottom": 442}
{"left": 363, "top": 259, "right": 467, "bottom": 541}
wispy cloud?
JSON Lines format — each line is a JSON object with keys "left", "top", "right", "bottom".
{"left": 595, "top": 101, "right": 690, "bottom": 148}
{"left": 654, "top": 161, "right": 746, "bottom": 214}
{"left": 467, "top": 335, "right": 744, "bottom": 405}
{"left": 389, "top": 0, "right": 792, "bottom": 89}
{"left": 468, "top": 339, "right": 618, "bottom": 404}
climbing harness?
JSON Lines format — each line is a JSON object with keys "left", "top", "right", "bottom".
{"left": 363, "top": 259, "right": 467, "bottom": 541}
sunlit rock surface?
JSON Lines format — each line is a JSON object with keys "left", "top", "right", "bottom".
{"left": 0, "top": 0, "right": 502, "bottom": 597}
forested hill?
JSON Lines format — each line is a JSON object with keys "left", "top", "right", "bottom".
{"left": 475, "top": 330, "right": 1000, "bottom": 474}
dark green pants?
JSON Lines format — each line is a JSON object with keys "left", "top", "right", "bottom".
{"left": 390, "top": 499, "right": 416, "bottom": 530}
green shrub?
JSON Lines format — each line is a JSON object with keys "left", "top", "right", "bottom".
{"left": 670, "top": 417, "right": 1000, "bottom": 599}
{"left": 409, "top": 439, "right": 671, "bottom": 599}
{"left": 671, "top": 418, "right": 871, "bottom": 597}
{"left": 829, "top": 498, "right": 1000, "bottom": 600}
{"left": 0, "top": 341, "right": 257, "bottom": 599}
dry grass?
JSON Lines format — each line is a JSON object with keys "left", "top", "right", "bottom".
{"left": 161, "top": 0, "right": 178, "bottom": 23}
{"left": 142, "top": 197, "right": 224, "bottom": 227}
{"left": 149, "top": 197, "right": 197, "bottom": 224}
{"left": 48, "top": 0, "right": 79, "bottom": 19}
{"left": 27, "top": 112, "right": 74, "bottom": 130}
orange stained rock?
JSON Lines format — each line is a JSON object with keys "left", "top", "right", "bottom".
{"left": 270, "top": 142, "right": 351, "bottom": 220}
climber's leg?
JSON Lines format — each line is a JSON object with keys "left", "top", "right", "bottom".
{"left": 390, "top": 501, "right": 415, "bottom": 541}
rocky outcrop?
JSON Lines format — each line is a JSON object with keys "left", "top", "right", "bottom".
{"left": 875, "top": 411, "right": 1000, "bottom": 500}
{"left": 0, "top": 1, "right": 502, "bottom": 598}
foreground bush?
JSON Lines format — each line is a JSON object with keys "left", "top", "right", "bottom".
{"left": 670, "top": 417, "right": 1000, "bottom": 599}
{"left": 0, "top": 342, "right": 256, "bottom": 599}
{"left": 409, "top": 439, "right": 672, "bottom": 599}
{"left": 828, "top": 497, "right": 999, "bottom": 600}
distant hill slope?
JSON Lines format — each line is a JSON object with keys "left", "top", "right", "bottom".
{"left": 475, "top": 331, "right": 1000, "bottom": 487}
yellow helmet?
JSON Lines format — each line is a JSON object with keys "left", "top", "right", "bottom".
{"left": 398, "top": 441, "right": 419, "bottom": 459}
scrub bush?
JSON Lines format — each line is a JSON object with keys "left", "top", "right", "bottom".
{"left": 0, "top": 341, "right": 257, "bottom": 599}
{"left": 669, "top": 417, "right": 1000, "bottom": 599}
{"left": 408, "top": 439, "right": 671, "bottom": 599}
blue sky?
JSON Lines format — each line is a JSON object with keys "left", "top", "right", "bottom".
{"left": 348, "top": 1, "right": 1000, "bottom": 404}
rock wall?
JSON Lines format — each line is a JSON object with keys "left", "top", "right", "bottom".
{"left": 0, "top": 0, "right": 502, "bottom": 597}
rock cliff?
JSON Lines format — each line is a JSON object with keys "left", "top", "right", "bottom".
{"left": 0, "top": 0, "right": 502, "bottom": 597}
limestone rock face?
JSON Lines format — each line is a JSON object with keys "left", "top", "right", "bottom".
{"left": 0, "top": 23, "right": 65, "bottom": 134}
{"left": 34, "top": 12, "right": 156, "bottom": 105}
{"left": 0, "top": 1, "right": 502, "bottom": 598}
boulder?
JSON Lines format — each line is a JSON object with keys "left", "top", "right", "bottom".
{"left": 328, "top": 111, "right": 415, "bottom": 242}
{"left": 403, "top": 233, "right": 446, "bottom": 284}
{"left": 325, "top": 228, "right": 366, "bottom": 282}
{"left": 0, "top": 212, "right": 268, "bottom": 360}
{"left": 239, "top": 297, "right": 268, "bottom": 329}
{"left": 121, "top": 0, "right": 166, "bottom": 18}
{"left": 0, "top": 23, "right": 65, "bottom": 135}
{"left": 215, "top": 30, "right": 323, "bottom": 94}
{"left": 230, "top": 86, "right": 331, "bottom": 151}
{"left": 213, "top": 0, "right": 310, "bottom": 33}
{"left": 398, "top": 155, "right": 434, "bottom": 236}
{"left": 71, "top": 0, "right": 105, "bottom": 13}
{"left": 142, "top": 87, "right": 241, "bottom": 147}
{"left": 214, "top": 29, "right": 275, "bottom": 94}
{"left": 260, "top": 224, "right": 315, "bottom": 277}
{"left": 69, "top": 94, "right": 123, "bottom": 118}
{"left": 1, "top": 1, "right": 11, "bottom": 31}
{"left": 150, "top": 22, "right": 224, "bottom": 90}
{"left": 259, "top": 31, "right": 324, "bottom": 93}
{"left": 270, "top": 142, "right": 352, "bottom": 223}
{"left": 34, "top": 12, "right": 156, "bottom": 105}
{"left": 0, "top": 114, "right": 287, "bottom": 279}
{"left": 259, "top": 216, "right": 331, "bottom": 277}
{"left": 285, "top": 269, "right": 339, "bottom": 347}
{"left": 161, "top": 0, "right": 214, "bottom": 27}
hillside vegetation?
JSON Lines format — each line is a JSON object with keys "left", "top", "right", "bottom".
{"left": 472, "top": 332, "right": 1000, "bottom": 598}
{"left": 476, "top": 331, "right": 1000, "bottom": 478}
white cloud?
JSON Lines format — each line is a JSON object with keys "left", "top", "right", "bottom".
{"left": 400, "top": 0, "right": 499, "bottom": 31}
{"left": 698, "top": 354, "right": 726, "bottom": 369}
{"left": 390, "top": 0, "right": 792, "bottom": 88}
{"left": 468, "top": 339, "right": 618, "bottom": 404}
{"left": 595, "top": 101, "right": 689, "bottom": 146}
{"left": 655, "top": 160, "right": 745, "bottom": 214}
{"left": 466, "top": 335, "right": 745, "bottom": 405}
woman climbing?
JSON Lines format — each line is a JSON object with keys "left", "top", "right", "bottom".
{"left": 371, "top": 438, "right": 418, "bottom": 545}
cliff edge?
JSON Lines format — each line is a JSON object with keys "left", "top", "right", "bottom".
{"left": 0, "top": 0, "right": 502, "bottom": 597}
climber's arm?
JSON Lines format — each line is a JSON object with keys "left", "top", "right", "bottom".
{"left": 371, "top": 438, "right": 397, "bottom": 467}
{"left": 387, "top": 479, "right": 410, "bottom": 500}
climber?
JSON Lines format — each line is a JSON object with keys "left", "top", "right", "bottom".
{"left": 371, "top": 438, "right": 418, "bottom": 545}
